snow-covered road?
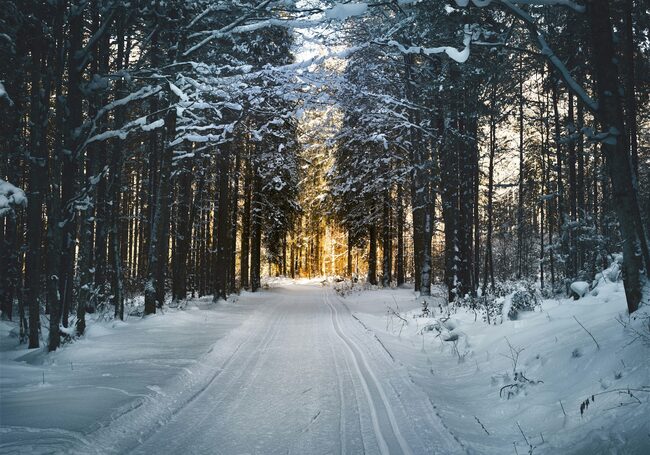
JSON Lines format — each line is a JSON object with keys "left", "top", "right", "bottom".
{"left": 92, "top": 283, "right": 461, "bottom": 454}
{"left": 3, "top": 281, "right": 648, "bottom": 454}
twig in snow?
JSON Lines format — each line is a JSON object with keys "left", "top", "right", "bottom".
{"left": 388, "top": 297, "right": 408, "bottom": 323}
{"left": 474, "top": 416, "right": 490, "bottom": 435}
{"left": 502, "top": 337, "right": 524, "bottom": 373}
{"left": 351, "top": 312, "right": 395, "bottom": 361}
{"left": 559, "top": 400, "right": 567, "bottom": 416}
{"left": 385, "top": 298, "right": 408, "bottom": 336}
{"left": 573, "top": 316, "right": 600, "bottom": 350}
{"left": 374, "top": 334, "right": 395, "bottom": 362}
{"left": 517, "top": 421, "right": 528, "bottom": 445}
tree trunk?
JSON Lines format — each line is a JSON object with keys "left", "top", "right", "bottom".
{"left": 144, "top": 108, "right": 176, "bottom": 314}
{"left": 396, "top": 183, "right": 405, "bottom": 286}
{"left": 172, "top": 167, "right": 199, "bottom": 302}
{"left": 25, "top": 25, "right": 50, "bottom": 348}
{"left": 483, "top": 89, "right": 496, "bottom": 294}
{"left": 214, "top": 146, "right": 231, "bottom": 301}
{"left": 381, "top": 186, "right": 392, "bottom": 287}
{"left": 240, "top": 159, "right": 252, "bottom": 289}
{"left": 250, "top": 171, "right": 262, "bottom": 292}
{"left": 229, "top": 149, "right": 241, "bottom": 292}
{"left": 587, "top": 0, "right": 643, "bottom": 313}
{"left": 346, "top": 231, "right": 353, "bottom": 277}
{"left": 367, "top": 223, "right": 378, "bottom": 285}
{"left": 551, "top": 79, "right": 567, "bottom": 282}
{"left": 517, "top": 62, "right": 525, "bottom": 279}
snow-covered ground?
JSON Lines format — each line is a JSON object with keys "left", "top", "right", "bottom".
{"left": 0, "top": 294, "right": 266, "bottom": 453}
{"left": 1, "top": 277, "right": 648, "bottom": 454}
{"left": 344, "top": 280, "right": 650, "bottom": 454}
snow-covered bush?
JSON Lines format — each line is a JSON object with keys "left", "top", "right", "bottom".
{"left": 593, "top": 256, "right": 623, "bottom": 287}
{"left": 570, "top": 281, "right": 590, "bottom": 299}
{"left": 462, "top": 280, "right": 542, "bottom": 324}
{"left": 333, "top": 277, "right": 370, "bottom": 297}
{"left": 508, "top": 282, "right": 541, "bottom": 320}
{"left": 473, "top": 294, "right": 501, "bottom": 325}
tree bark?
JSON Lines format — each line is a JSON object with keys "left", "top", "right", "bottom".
{"left": 214, "top": 146, "right": 231, "bottom": 301}
{"left": 587, "top": 0, "right": 642, "bottom": 313}
{"left": 240, "top": 158, "right": 252, "bottom": 289}
{"left": 367, "top": 223, "right": 378, "bottom": 285}
{"left": 396, "top": 183, "right": 405, "bottom": 286}
{"left": 144, "top": 107, "right": 176, "bottom": 314}
{"left": 250, "top": 170, "right": 262, "bottom": 292}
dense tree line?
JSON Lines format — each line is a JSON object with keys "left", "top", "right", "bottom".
{"left": 1, "top": 0, "right": 648, "bottom": 354}
{"left": 326, "top": 0, "right": 649, "bottom": 312}
{"left": 0, "top": 0, "right": 303, "bottom": 351}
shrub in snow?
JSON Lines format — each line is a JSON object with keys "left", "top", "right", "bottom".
{"left": 479, "top": 294, "right": 501, "bottom": 325}
{"left": 508, "top": 282, "right": 541, "bottom": 320}
{"left": 605, "top": 261, "right": 621, "bottom": 282}
{"left": 499, "top": 371, "right": 543, "bottom": 400}
{"left": 441, "top": 331, "right": 459, "bottom": 342}
{"left": 455, "top": 293, "right": 499, "bottom": 324}
{"left": 570, "top": 281, "right": 590, "bottom": 299}
{"left": 590, "top": 256, "right": 624, "bottom": 289}
{"left": 459, "top": 280, "right": 543, "bottom": 324}
{"left": 420, "top": 299, "right": 431, "bottom": 317}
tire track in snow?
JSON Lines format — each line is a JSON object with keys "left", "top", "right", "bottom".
{"left": 0, "top": 426, "right": 95, "bottom": 454}
{"left": 84, "top": 301, "right": 285, "bottom": 454}
{"left": 132, "top": 304, "right": 290, "bottom": 453}
{"left": 211, "top": 302, "right": 291, "bottom": 417}
{"left": 323, "top": 287, "right": 413, "bottom": 455}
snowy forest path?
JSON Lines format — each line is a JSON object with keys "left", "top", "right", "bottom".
{"left": 71, "top": 283, "right": 463, "bottom": 454}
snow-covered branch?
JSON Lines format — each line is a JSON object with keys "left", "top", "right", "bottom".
{"left": 0, "top": 81, "right": 14, "bottom": 106}
{"left": 0, "top": 179, "right": 27, "bottom": 217}
{"left": 454, "top": 0, "right": 585, "bottom": 13}
{"left": 382, "top": 24, "right": 473, "bottom": 63}
{"left": 498, "top": 0, "right": 598, "bottom": 113}
{"left": 451, "top": 0, "right": 596, "bottom": 113}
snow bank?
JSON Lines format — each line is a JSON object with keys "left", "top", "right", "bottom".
{"left": 0, "top": 296, "right": 265, "bottom": 453}
{"left": 344, "top": 279, "right": 650, "bottom": 453}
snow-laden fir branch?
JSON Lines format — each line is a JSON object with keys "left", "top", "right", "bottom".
{"left": 79, "top": 85, "right": 164, "bottom": 152}
{"left": 381, "top": 24, "right": 473, "bottom": 63}
{"left": 498, "top": 0, "right": 598, "bottom": 113}
{"left": 86, "top": 116, "right": 166, "bottom": 145}
{"left": 454, "top": 0, "right": 585, "bottom": 13}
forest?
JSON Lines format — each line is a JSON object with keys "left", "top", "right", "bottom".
{"left": 0, "top": 0, "right": 649, "bottom": 453}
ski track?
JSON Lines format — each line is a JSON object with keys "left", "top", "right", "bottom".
{"left": 323, "top": 286, "right": 411, "bottom": 455}
{"left": 328, "top": 288, "right": 468, "bottom": 455}
{"left": 16, "top": 283, "right": 464, "bottom": 455}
